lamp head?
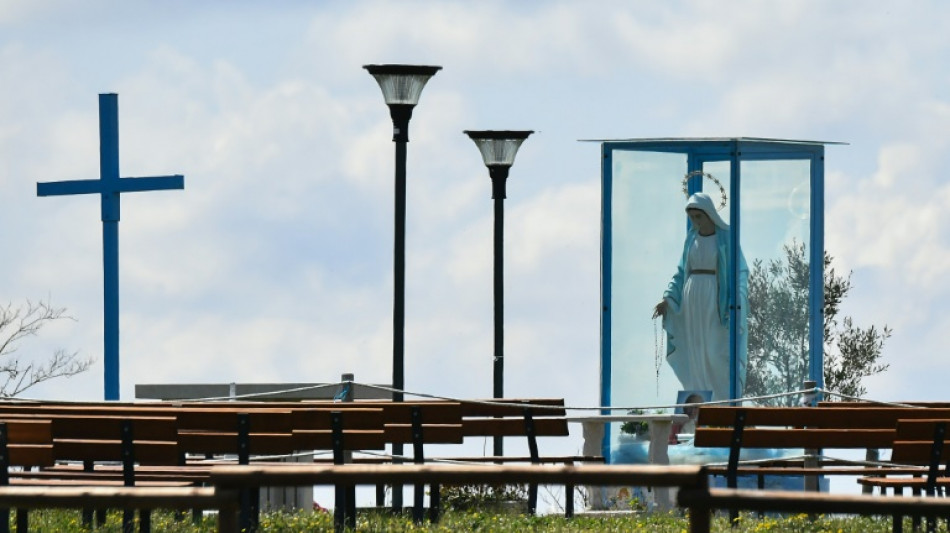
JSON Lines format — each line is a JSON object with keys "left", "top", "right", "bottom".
{"left": 363, "top": 64, "right": 442, "bottom": 106}
{"left": 463, "top": 130, "right": 534, "bottom": 168}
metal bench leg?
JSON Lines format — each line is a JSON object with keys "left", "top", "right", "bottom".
{"left": 429, "top": 483, "right": 441, "bottom": 523}
{"left": 689, "top": 504, "right": 711, "bottom": 533}
{"left": 376, "top": 484, "right": 386, "bottom": 507}
{"left": 912, "top": 486, "right": 922, "bottom": 532}
{"left": 565, "top": 483, "right": 574, "bottom": 518}
{"left": 413, "top": 484, "right": 425, "bottom": 523}
{"left": 756, "top": 473, "right": 764, "bottom": 519}
{"left": 122, "top": 510, "right": 135, "bottom": 533}
{"left": 14, "top": 509, "right": 26, "bottom": 533}
{"left": 524, "top": 408, "right": 539, "bottom": 516}
{"left": 726, "top": 410, "right": 747, "bottom": 528}
{"left": 139, "top": 510, "right": 151, "bottom": 533}
{"left": 333, "top": 486, "right": 346, "bottom": 533}
{"left": 411, "top": 406, "right": 425, "bottom": 524}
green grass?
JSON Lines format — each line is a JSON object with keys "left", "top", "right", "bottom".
{"left": 7, "top": 509, "right": 942, "bottom": 532}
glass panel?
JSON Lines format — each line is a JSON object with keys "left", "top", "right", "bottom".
{"left": 608, "top": 149, "right": 687, "bottom": 458}
{"left": 700, "top": 161, "right": 731, "bottom": 225}
{"left": 740, "top": 159, "right": 812, "bottom": 406}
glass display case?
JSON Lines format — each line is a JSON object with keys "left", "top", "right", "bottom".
{"left": 599, "top": 138, "right": 839, "bottom": 461}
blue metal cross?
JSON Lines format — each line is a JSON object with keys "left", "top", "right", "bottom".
{"left": 37, "top": 93, "right": 184, "bottom": 401}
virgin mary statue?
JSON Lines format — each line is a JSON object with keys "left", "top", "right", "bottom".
{"left": 653, "top": 192, "right": 748, "bottom": 401}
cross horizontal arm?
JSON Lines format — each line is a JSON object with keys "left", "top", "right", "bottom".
{"left": 115, "top": 175, "right": 184, "bottom": 193}
{"left": 37, "top": 175, "right": 184, "bottom": 197}
{"left": 37, "top": 179, "right": 103, "bottom": 197}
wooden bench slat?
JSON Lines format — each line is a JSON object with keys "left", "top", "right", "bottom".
{"left": 694, "top": 428, "right": 895, "bottom": 449}
{"left": 892, "top": 419, "right": 950, "bottom": 440}
{"left": 697, "top": 406, "right": 950, "bottom": 428}
{"left": 384, "top": 424, "right": 464, "bottom": 444}
{"left": 0, "top": 485, "right": 236, "bottom": 509}
{"left": 458, "top": 399, "right": 565, "bottom": 418}
{"left": 462, "top": 417, "right": 568, "bottom": 437}
{"left": 0, "top": 419, "right": 53, "bottom": 442}
{"left": 6, "top": 445, "right": 55, "bottom": 467}
{"left": 680, "top": 486, "right": 950, "bottom": 516}
{"left": 209, "top": 463, "right": 706, "bottom": 488}
{"left": 290, "top": 408, "right": 385, "bottom": 429}
{"left": 292, "top": 429, "right": 386, "bottom": 451}
{"left": 53, "top": 439, "right": 179, "bottom": 465}
{"left": 176, "top": 432, "right": 294, "bottom": 455}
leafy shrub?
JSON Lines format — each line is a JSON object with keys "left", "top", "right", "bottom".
{"left": 439, "top": 483, "right": 529, "bottom": 511}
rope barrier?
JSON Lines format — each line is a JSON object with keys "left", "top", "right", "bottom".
{"left": 355, "top": 381, "right": 819, "bottom": 413}
{"left": 817, "top": 388, "right": 924, "bottom": 408}
{"left": 180, "top": 382, "right": 344, "bottom": 403}
{"left": 5, "top": 377, "right": 924, "bottom": 417}
{"left": 704, "top": 452, "right": 925, "bottom": 470}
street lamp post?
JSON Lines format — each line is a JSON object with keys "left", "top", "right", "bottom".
{"left": 365, "top": 63, "right": 440, "bottom": 510}
{"left": 464, "top": 130, "right": 533, "bottom": 457}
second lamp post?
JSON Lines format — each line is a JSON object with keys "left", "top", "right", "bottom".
{"left": 464, "top": 130, "right": 533, "bottom": 456}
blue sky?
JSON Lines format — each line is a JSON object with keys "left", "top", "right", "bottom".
{"left": 1, "top": 1, "right": 948, "bottom": 429}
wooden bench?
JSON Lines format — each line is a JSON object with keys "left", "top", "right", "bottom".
{"left": 0, "top": 399, "right": 593, "bottom": 526}
{"left": 209, "top": 463, "right": 707, "bottom": 533}
{"left": 693, "top": 406, "right": 950, "bottom": 481}
{"left": 444, "top": 398, "right": 600, "bottom": 518}
{"left": 0, "top": 403, "right": 389, "bottom": 463}
{"left": 0, "top": 414, "right": 182, "bottom": 533}
{"left": 178, "top": 399, "right": 461, "bottom": 525}
{"left": 0, "top": 403, "right": 388, "bottom": 532}
{"left": 857, "top": 420, "right": 950, "bottom": 495}
{"left": 678, "top": 482, "right": 950, "bottom": 533}
{"left": 692, "top": 405, "right": 950, "bottom": 524}
{"left": 854, "top": 419, "right": 950, "bottom": 533}
{"left": 288, "top": 400, "right": 464, "bottom": 524}
{"left": 215, "top": 398, "right": 591, "bottom": 520}
{"left": 330, "top": 398, "right": 603, "bottom": 518}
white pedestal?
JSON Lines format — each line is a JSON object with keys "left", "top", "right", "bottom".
{"left": 567, "top": 414, "right": 688, "bottom": 511}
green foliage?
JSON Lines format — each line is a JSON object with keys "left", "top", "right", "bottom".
{"left": 746, "top": 242, "right": 890, "bottom": 405}
{"left": 439, "top": 483, "right": 529, "bottom": 511}
{"left": 619, "top": 409, "right": 650, "bottom": 436}
{"left": 13, "top": 508, "right": 932, "bottom": 532}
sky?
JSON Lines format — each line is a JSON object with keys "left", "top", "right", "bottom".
{"left": 1, "top": 0, "right": 948, "bottom": 473}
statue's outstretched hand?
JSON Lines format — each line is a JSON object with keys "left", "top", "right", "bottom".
{"left": 653, "top": 300, "right": 667, "bottom": 319}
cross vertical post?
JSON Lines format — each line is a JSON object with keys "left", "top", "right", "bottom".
{"left": 37, "top": 93, "right": 184, "bottom": 400}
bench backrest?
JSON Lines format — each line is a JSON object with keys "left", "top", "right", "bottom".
{"left": 692, "top": 406, "right": 950, "bottom": 449}
{"left": 0, "top": 403, "right": 388, "bottom": 455}
{"left": 49, "top": 415, "right": 180, "bottom": 466}
{"left": 177, "top": 400, "right": 458, "bottom": 447}
{"left": 459, "top": 399, "right": 569, "bottom": 438}
{"left": 177, "top": 400, "right": 466, "bottom": 446}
